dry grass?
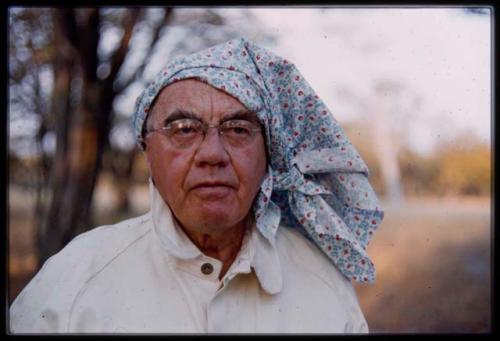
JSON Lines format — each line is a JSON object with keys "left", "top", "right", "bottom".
{"left": 8, "top": 184, "right": 491, "bottom": 333}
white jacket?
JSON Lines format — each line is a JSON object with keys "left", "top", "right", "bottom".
{"left": 9, "top": 179, "right": 368, "bottom": 334}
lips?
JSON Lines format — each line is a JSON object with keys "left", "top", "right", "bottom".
{"left": 188, "top": 179, "right": 237, "bottom": 199}
{"left": 189, "top": 182, "right": 235, "bottom": 199}
{"left": 190, "top": 181, "right": 236, "bottom": 190}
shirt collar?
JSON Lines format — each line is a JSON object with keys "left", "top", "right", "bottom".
{"left": 148, "top": 178, "right": 283, "bottom": 295}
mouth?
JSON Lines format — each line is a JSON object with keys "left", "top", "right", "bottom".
{"left": 189, "top": 182, "right": 236, "bottom": 199}
{"left": 191, "top": 182, "right": 236, "bottom": 190}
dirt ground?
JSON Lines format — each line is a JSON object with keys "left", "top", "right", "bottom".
{"left": 8, "top": 183, "right": 491, "bottom": 333}
{"left": 354, "top": 197, "right": 491, "bottom": 333}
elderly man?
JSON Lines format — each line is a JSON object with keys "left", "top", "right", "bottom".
{"left": 10, "top": 38, "right": 383, "bottom": 333}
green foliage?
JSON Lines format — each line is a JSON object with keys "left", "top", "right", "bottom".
{"left": 399, "top": 137, "right": 491, "bottom": 197}
{"left": 434, "top": 140, "right": 491, "bottom": 196}
{"left": 398, "top": 148, "right": 440, "bottom": 196}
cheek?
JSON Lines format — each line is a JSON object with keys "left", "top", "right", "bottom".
{"left": 234, "top": 144, "right": 267, "bottom": 197}
{"left": 253, "top": 139, "right": 268, "bottom": 180}
{"left": 146, "top": 141, "right": 192, "bottom": 198}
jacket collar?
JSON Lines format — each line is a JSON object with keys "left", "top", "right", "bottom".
{"left": 148, "top": 178, "right": 282, "bottom": 295}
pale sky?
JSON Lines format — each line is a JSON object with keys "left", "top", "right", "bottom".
{"left": 240, "top": 7, "right": 492, "bottom": 154}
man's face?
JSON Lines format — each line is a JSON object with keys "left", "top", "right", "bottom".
{"left": 144, "top": 79, "right": 267, "bottom": 234}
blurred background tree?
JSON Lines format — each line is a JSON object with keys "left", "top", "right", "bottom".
{"left": 432, "top": 133, "right": 491, "bottom": 196}
{"left": 9, "top": 7, "right": 270, "bottom": 269}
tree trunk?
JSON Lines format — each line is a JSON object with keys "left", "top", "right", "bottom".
{"left": 35, "top": 7, "right": 171, "bottom": 268}
{"left": 36, "top": 9, "right": 113, "bottom": 267}
{"left": 109, "top": 148, "right": 137, "bottom": 213}
{"left": 37, "top": 84, "right": 115, "bottom": 267}
{"left": 370, "top": 89, "right": 404, "bottom": 203}
{"left": 36, "top": 10, "right": 73, "bottom": 265}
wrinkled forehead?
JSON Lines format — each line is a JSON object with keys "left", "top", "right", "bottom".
{"left": 148, "top": 78, "right": 263, "bottom": 124}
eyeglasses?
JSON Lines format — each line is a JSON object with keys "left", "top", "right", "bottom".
{"left": 142, "top": 118, "right": 263, "bottom": 149}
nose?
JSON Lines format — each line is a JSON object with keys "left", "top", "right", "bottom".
{"left": 193, "top": 127, "right": 230, "bottom": 167}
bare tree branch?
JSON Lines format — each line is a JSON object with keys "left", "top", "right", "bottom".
{"left": 106, "top": 8, "right": 142, "bottom": 86}
{"left": 114, "top": 7, "right": 174, "bottom": 93}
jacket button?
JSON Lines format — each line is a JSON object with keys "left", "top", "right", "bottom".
{"left": 201, "top": 263, "right": 214, "bottom": 275}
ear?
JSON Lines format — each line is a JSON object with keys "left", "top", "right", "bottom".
{"left": 143, "top": 152, "right": 156, "bottom": 187}
{"left": 141, "top": 147, "right": 153, "bottom": 175}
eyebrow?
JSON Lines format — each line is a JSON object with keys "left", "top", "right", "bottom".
{"left": 162, "top": 109, "right": 260, "bottom": 126}
{"left": 162, "top": 110, "right": 201, "bottom": 127}
{"left": 219, "top": 110, "right": 260, "bottom": 124}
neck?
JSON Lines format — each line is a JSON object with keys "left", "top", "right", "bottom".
{"left": 177, "top": 215, "right": 251, "bottom": 280}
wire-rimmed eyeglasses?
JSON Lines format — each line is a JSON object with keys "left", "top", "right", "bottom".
{"left": 141, "top": 118, "right": 263, "bottom": 149}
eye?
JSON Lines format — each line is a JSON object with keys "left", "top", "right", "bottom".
{"left": 230, "top": 126, "right": 251, "bottom": 135}
{"left": 178, "top": 125, "right": 196, "bottom": 134}
{"left": 170, "top": 119, "right": 202, "bottom": 135}
{"left": 222, "top": 120, "right": 254, "bottom": 136}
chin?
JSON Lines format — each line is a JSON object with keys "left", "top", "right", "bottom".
{"left": 192, "top": 207, "right": 246, "bottom": 231}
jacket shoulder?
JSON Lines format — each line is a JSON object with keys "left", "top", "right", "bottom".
{"left": 62, "top": 213, "right": 151, "bottom": 261}
{"left": 9, "top": 212, "right": 151, "bottom": 333}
